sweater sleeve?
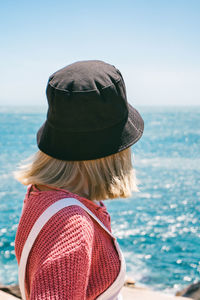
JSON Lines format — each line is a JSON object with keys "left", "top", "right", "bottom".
{"left": 28, "top": 206, "right": 94, "bottom": 300}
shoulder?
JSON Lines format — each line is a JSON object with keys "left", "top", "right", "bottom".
{"left": 15, "top": 192, "right": 95, "bottom": 261}
{"left": 37, "top": 200, "right": 95, "bottom": 241}
{"left": 23, "top": 187, "right": 95, "bottom": 231}
{"left": 35, "top": 204, "right": 94, "bottom": 254}
{"left": 52, "top": 203, "right": 95, "bottom": 236}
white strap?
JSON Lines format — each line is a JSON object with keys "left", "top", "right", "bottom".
{"left": 18, "top": 197, "right": 117, "bottom": 300}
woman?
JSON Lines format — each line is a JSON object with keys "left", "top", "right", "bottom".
{"left": 15, "top": 60, "right": 144, "bottom": 300}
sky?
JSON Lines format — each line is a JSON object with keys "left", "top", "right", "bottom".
{"left": 0, "top": 0, "right": 200, "bottom": 106}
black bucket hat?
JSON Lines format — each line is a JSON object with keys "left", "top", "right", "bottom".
{"left": 37, "top": 60, "right": 144, "bottom": 161}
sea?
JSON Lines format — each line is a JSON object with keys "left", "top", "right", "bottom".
{"left": 0, "top": 105, "right": 199, "bottom": 295}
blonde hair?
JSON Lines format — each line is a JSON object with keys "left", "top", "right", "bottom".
{"left": 14, "top": 148, "right": 139, "bottom": 200}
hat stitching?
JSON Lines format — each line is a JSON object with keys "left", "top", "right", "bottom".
{"left": 48, "top": 78, "right": 121, "bottom": 94}
{"left": 128, "top": 117, "right": 144, "bottom": 133}
{"left": 118, "top": 129, "right": 144, "bottom": 150}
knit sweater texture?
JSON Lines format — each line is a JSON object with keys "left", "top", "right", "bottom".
{"left": 15, "top": 185, "right": 121, "bottom": 300}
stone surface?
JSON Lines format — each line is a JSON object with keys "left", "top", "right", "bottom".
{"left": 0, "top": 285, "right": 21, "bottom": 299}
{"left": 121, "top": 286, "right": 193, "bottom": 299}
{"left": 0, "top": 283, "right": 194, "bottom": 300}
{"left": 124, "top": 276, "right": 136, "bottom": 287}
{"left": 0, "top": 290, "right": 20, "bottom": 300}
{"left": 176, "top": 281, "right": 200, "bottom": 300}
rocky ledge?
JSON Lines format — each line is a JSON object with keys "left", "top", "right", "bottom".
{"left": 0, "top": 278, "right": 199, "bottom": 299}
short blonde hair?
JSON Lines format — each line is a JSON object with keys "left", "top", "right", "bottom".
{"left": 14, "top": 148, "right": 139, "bottom": 200}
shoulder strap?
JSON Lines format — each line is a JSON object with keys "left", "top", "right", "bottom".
{"left": 18, "top": 197, "right": 116, "bottom": 300}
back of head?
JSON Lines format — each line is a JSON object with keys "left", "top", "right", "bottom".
{"left": 15, "top": 60, "right": 144, "bottom": 200}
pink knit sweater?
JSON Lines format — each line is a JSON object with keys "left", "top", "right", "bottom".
{"left": 15, "top": 185, "right": 121, "bottom": 300}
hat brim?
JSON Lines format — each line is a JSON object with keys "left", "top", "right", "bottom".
{"left": 119, "top": 103, "right": 144, "bottom": 151}
{"left": 37, "top": 103, "right": 144, "bottom": 161}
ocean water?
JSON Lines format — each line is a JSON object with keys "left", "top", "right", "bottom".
{"left": 0, "top": 105, "right": 199, "bottom": 294}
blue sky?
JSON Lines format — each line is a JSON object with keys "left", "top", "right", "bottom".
{"left": 0, "top": 0, "right": 200, "bottom": 106}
